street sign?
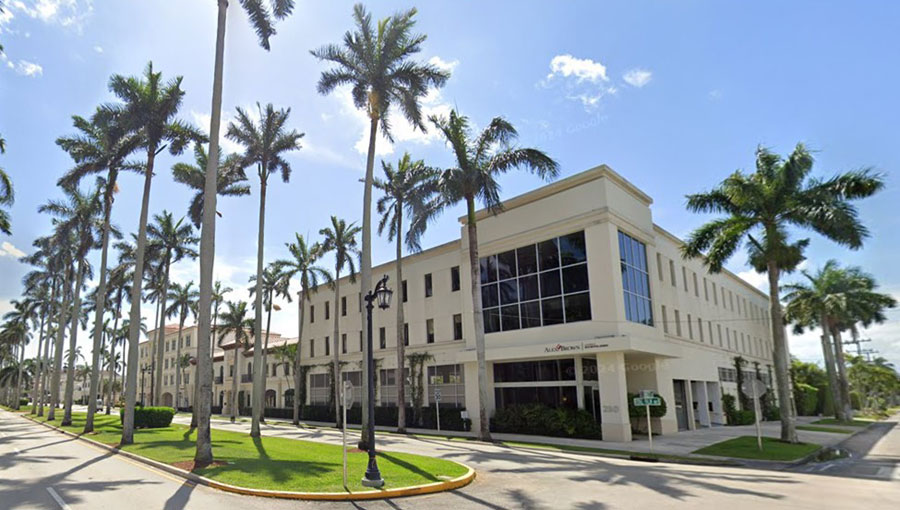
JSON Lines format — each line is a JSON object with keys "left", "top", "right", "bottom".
{"left": 633, "top": 397, "right": 662, "bottom": 407}
{"left": 342, "top": 380, "right": 354, "bottom": 407}
{"left": 639, "top": 389, "right": 655, "bottom": 399}
{"left": 635, "top": 391, "right": 660, "bottom": 453}
{"left": 434, "top": 388, "right": 442, "bottom": 402}
{"left": 740, "top": 378, "right": 767, "bottom": 452}
{"left": 434, "top": 388, "right": 442, "bottom": 431}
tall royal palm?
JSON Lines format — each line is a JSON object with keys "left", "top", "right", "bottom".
{"left": 172, "top": 142, "right": 250, "bottom": 228}
{"left": 681, "top": 144, "right": 884, "bottom": 442}
{"left": 2, "top": 299, "right": 36, "bottom": 409}
{"left": 111, "top": 62, "right": 202, "bottom": 445}
{"left": 194, "top": 0, "right": 295, "bottom": 466}
{"left": 40, "top": 185, "right": 104, "bottom": 426}
{"left": 275, "top": 234, "right": 330, "bottom": 425}
{"left": 319, "top": 216, "right": 361, "bottom": 425}
{"left": 0, "top": 137, "right": 12, "bottom": 235}
{"left": 57, "top": 108, "right": 140, "bottom": 432}
{"left": 312, "top": 4, "right": 449, "bottom": 439}
{"left": 166, "top": 281, "right": 199, "bottom": 409}
{"left": 226, "top": 102, "right": 303, "bottom": 437}
{"left": 147, "top": 211, "right": 199, "bottom": 406}
{"left": 427, "top": 110, "right": 559, "bottom": 440}
{"left": 248, "top": 262, "right": 290, "bottom": 419}
{"left": 218, "top": 301, "right": 253, "bottom": 423}
{"left": 191, "top": 280, "right": 232, "bottom": 427}
{"left": 374, "top": 152, "right": 439, "bottom": 432}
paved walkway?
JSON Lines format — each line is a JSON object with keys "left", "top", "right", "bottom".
{"left": 182, "top": 413, "right": 851, "bottom": 458}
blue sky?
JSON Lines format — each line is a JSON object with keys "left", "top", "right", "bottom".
{"left": 1, "top": 1, "right": 898, "bottom": 367}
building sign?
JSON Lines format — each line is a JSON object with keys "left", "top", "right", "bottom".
{"left": 543, "top": 339, "right": 612, "bottom": 354}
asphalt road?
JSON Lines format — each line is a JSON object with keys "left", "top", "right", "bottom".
{"left": 2, "top": 409, "right": 899, "bottom": 510}
{"left": 790, "top": 414, "right": 900, "bottom": 481}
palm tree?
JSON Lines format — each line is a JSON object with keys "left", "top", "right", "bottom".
{"left": 374, "top": 152, "right": 439, "bottom": 432}
{"left": 226, "top": 102, "right": 303, "bottom": 437}
{"left": 319, "top": 216, "right": 361, "bottom": 425}
{"left": 312, "top": 4, "right": 449, "bottom": 439}
{"left": 191, "top": 280, "right": 231, "bottom": 427}
{"left": 110, "top": 62, "right": 202, "bottom": 445}
{"left": 425, "top": 110, "right": 559, "bottom": 441}
{"left": 147, "top": 211, "right": 199, "bottom": 406}
{"left": 40, "top": 185, "right": 103, "bottom": 426}
{"left": 274, "top": 234, "right": 331, "bottom": 425}
{"left": 248, "top": 262, "right": 290, "bottom": 421}
{"left": 56, "top": 108, "right": 141, "bottom": 431}
{"left": 681, "top": 144, "right": 884, "bottom": 442}
{"left": 2, "top": 299, "right": 35, "bottom": 408}
{"left": 172, "top": 142, "right": 250, "bottom": 227}
{"left": 166, "top": 281, "right": 199, "bottom": 409}
{"left": 217, "top": 301, "right": 253, "bottom": 423}
{"left": 194, "top": 0, "right": 295, "bottom": 466}
{"left": 102, "top": 263, "right": 132, "bottom": 414}
{"left": 21, "top": 275, "right": 51, "bottom": 415}
{"left": 0, "top": 139, "right": 12, "bottom": 235}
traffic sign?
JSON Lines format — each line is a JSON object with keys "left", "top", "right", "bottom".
{"left": 633, "top": 397, "right": 661, "bottom": 407}
{"left": 342, "top": 380, "right": 354, "bottom": 407}
{"left": 741, "top": 378, "right": 767, "bottom": 398}
{"left": 434, "top": 388, "right": 442, "bottom": 402}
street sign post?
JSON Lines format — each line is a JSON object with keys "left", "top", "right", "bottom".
{"left": 633, "top": 392, "right": 662, "bottom": 452}
{"left": 434, "top": 388, "right": 442, "bottom": 432}
{"left": 741, "top": 378, "right": 768, "bottom": 451}
{"left": 342, "top": 380, "right": 354, "bottom": 488}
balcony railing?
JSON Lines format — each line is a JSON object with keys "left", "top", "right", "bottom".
{"left": 214, "top": 376, "right": 223, "bottom": 384}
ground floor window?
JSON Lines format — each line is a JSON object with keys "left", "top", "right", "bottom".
{"left": 427, "top": 364, "right": 465, "bottom": 407}
{"left": 494, "top": 385, "right": 577, "bottom": 410}
{"left": 493, "top": 359, "right": 576, "bottom": 383}
{"left": 284, "top": 389, "right": 294, "bottom": 409}
{"left": 310, "top": 373, "right": 330, "bottom": 405}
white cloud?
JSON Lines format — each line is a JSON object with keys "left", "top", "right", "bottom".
{"left": 736, "top": 269, "right": 768, "bottom": 292}
{"left": 14, "top": 58, "right": 42, "bottom": 76}
{"left": 546, "top": 54, "right": 608, "bottom": 83}
{"left": 9, "top": 0, "right": 94, "bottom": 32}
{"left": 708, "top": 89, "right": 723, "bottom": 101}
{"left": 93, "top": 45, "right": 102, "bottom": 53}
{"left": 190, "top": 109, "right": 244, "bottom": 156}
{"left": 428, "top": 56, "right": 458, "bottom": 74}
{"left": 623, "top": 68, "right": 652, "bottom": 88}
{"left": 0, "top": 241, "right": 26, "bottom": 258}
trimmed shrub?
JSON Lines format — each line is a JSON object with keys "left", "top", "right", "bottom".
{"left": 723, "top": 394, "right": 754, "bottom": 425}
{"left": 794, "top": 383, "right": 819, "bottom": 416}
{"left": 260, "top": 405, "right": 472, "bottom": 431}
{"left": 490, "top": 404, "right": 602, "bottom": 439}
{"left": 19, "top": 398, "right": 29, "bottom": 406}
{"left": 850, "top": 391, "right": 863, "bottom": 411}
{"left": 121, "top": 406, "right": 175, "bottom": 429}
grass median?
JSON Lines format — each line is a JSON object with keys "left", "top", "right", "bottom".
{"left": 31, "top": 411, "right": 468, "bottom": 493}
{"left": 693, "top": 436, "right": 820, "bottom": 461}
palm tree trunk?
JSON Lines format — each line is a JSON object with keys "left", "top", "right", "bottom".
{"left": 38, "top": 281, "right": 57, "bottom": 417}
{"left": 230, "top": 347, "right": 240, "bottom": 423}
{"left": 14, "top": 337, "right": 26, "bottom": 409}
{"left": 766, "top": 260, "right": 797, "bottom": 443}
{"left": 831, "top": 326, "right": 853, "bottom": 419}
{"left": 62, "top": 259, "right": 87, "bottom": 426}
{"left": 106, "top": 295, "right": 122, "bottom": 414}
{"left": 359, "top": 115, "right": 378, "bottom": 443}
{"left": 49, "top": 264, "right": 72, "bottom": 422}
{"left": 154, "top": 262, "right": 172, "bottom": 406}
{"left": 260, "top": 302, "right": 273, "bottom": 423}
{"left": 194, "top": 0, "right": 228, "bottom": 466}
{"left": 332, "top": 270, "right": 342, "bottom": 426}
{"left": 466, "top": 198, "right": 492, "bottom": 441}
{"left": 175, "top": 318, "right": 184, "bottom": 409}
{"left": 30, "top": 303, "right": 47, "bottom": 414}
{"left": 292, "top": 290, "right": 305, "bottom": 425}
{"left": 250, "top": 178, "right": 268, "bottom": 438}
{"left": 122, "top": 149, "right": 157, "bottom": 445}
{"left": 395, "top": 210, "right": 407, "bottom": 433}
{"left": 85, "top": 177, "right": 116, "bottom": 432}
{"left": 819, "top": 317, "right": 845, "bottom": 421}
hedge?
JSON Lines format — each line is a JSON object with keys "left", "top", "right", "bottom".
{"left": 794, "top": 383, "right": 819, "bottom": 416}
{"left": 19, "top": 398, "right": 29, "bottom": 407}
{"left": 120, "top": 406, "right": 175, "bottom": 428}
{"left": 490, "top": 404, "right": 602, "bottom": 439}
{"left": 234, "top": 405, "right": 472, "bottom": 431}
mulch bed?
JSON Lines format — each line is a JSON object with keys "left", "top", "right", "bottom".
{"left": 171, "top": 460, "right": 229, "bottom": 472}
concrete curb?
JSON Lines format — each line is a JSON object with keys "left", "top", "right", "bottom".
{"left": 19, "top": 413, "right": 476, "bottom": 501}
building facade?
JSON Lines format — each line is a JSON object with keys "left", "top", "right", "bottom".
{"left": 140, "top": 165, "right": 774, "bottom": 442}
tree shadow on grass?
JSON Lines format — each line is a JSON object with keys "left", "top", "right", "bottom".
{"left": 196, "top": 457, "right": 333, "bottom": 486}
{"left": 377, "top": 452, "right": 439, "bottom": 483}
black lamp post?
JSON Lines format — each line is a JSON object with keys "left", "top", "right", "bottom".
{"left": 140, "top": 363, "right": 152, "bottom": 407}
{"left": 361, "top": 274, "right": 392, "bottom": 488}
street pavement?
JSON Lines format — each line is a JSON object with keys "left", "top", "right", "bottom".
{"left": 2, "top": 408, "right": 899, "bottom": 509}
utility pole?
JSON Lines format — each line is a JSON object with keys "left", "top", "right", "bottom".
{"left": 860, "top": 349, "right": 878, "bottom": 362}
{"left": 843, "top": 337, "right": 871, "bottom": 357}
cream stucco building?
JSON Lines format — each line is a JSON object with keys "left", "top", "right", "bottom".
{"left": 141, "top": 165, "right": 774, "bottom": 442}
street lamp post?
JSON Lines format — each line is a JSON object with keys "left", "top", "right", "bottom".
{"left": 360, "top": 274, "right": 393, "bottom": 488}
{"left": 140, "top": 364, "right": 152, "bottom": 407}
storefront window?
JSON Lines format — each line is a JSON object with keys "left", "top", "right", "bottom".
{"left": 618, "top": 231, "right": 653, "bottom": 326}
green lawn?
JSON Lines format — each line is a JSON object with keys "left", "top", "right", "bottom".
{"left": 796, "top": 425, "right": 853, "bottom": 434}
{"left": 811, "top": 418, "right": 871, "bottom": 427}
{"left": 31, "top": 412, "right": 468, "bottom": 493}
{"left": 693, "top": 436, "right": 820, "bottom": 461}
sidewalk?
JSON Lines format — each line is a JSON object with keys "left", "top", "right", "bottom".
{"left": 173, "top": 413, "right": 852, "bottom": 460}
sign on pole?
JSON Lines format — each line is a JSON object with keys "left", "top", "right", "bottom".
{"left": 434, "top": 388, "right": 442, "bottom": 432}
{"left": 342, "top": 380, "right": 354, "bottom": 488}
{"left": 741, "top": 378, "right": 768, "bottom": 451}
{"left": 633, "top": 390, "right": 661, "bottom": 452}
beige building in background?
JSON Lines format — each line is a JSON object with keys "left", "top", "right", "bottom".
{"left": 141, "top": 165, "right": 774, "bottom": 442}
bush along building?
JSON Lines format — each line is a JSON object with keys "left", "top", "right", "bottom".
{"left": 140, "top": 165, "right": 775, "bottom": 442}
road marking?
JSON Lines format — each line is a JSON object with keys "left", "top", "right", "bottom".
{"left": 876, "top": 466, "right": 896, "bottom": 479}
{"left": 817, "top": 463, "right": 834, "bottom": 472}
{"left": 46, "top": 487, "right": 72, "bottom": 510}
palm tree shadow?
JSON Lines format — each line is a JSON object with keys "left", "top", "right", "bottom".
{"left": 378, "top": 452, "right": 439, "bottom": 483}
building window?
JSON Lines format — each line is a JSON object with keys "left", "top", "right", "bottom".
{"left": 693, "top": 272, "right": 699, "bottom": 297}
{"left": 656, "top": 253, "right": 664, "bottom": 281}
{"left": 682, "top": 266, "right": 689, "bottom": 292}
{"left": 310, "top": 373, "right": 331, "bottom": 405}
{"left": 661, "top": 305, "right": 669, "bottom": 334}
{"left": 712, "top": 283, "right": 718, "bottom": 305}
{"left": 426, "top": 319, "right": 435, "bottom": 343}
{"left": 403, "top": 323, "right": 409, "bottom": 346}
{"left": 379, "top": 327, "right": 386, "bottom": 349}
{"left": 674, "top": 309, "right": 682, "bottom": 337}
{"left": 272, "top": 364, "right": 277, "bottom": 377}
{"left": 325, "top": 336, "right": 330, "bottom": 356}
{"left": 359, "top": 331, "right": 363, "bottom": 352}
{"left": 402, "top": 280, "right": 408, "bottom": 302}
{"left": 669, "top": 260, "right": 676, "bottom": 286}
{"left": 310, "top": 305, "right": 315, "bottom": 323}
{"left": 493, "top": 359, "right": 576, "bottom": 383}
{"left": 709, "top": 322, "right": 714, "bottom": 345}
{"left": 480, "top": 230, "right": 590, "bottom": 334}
{"left": 717, "top": 324, "right": 723, "bottom": 346}
{"left": 687, "top": 313, "right": 693, "bottom": 339}
{"left": 698, "top": 317, "right": 704, "bottom": 342}
{"left": 341, "top": 333, "right": 347, "bottom": 354}
{"left": 618, "top": 231, "right": 653, "bottom": 326}
{"left": 427, "top": 364, "right": 465, "bottom": 407}
{"left": 310, "top": 338, "right": 315, "bottom": 358}
{"left": 341, "top": 296, "right": 347, "bottom": 316}
{"left": 325, "top": 301, "right": 330, "bottom": 320}
{"left": 451, "top": 266, "right": 460, "bottom": 292}
{"left": 703, "top": 278, "right": 709, "bottom": 301}
{"left": 453, "top": 314, "right": 463, "bottom": 340}
{"left": 186, "top": 334, "right": 191, "bottom": 347}
{"left": 424, "top": 273, "right": 433, "bottom": 298}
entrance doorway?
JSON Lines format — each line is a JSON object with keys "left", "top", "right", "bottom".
{"left": 673, "top": 380, "right": 689, "bottom": 430}
{"left": 584, "top": 386, "right": 602, "bottom": 423}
